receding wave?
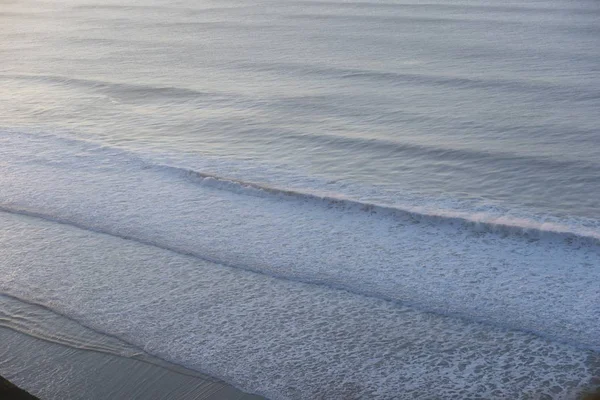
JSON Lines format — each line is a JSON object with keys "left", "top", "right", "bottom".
{"left": 0, "top": 293, "right": 143, "bottom": 358}
{"left": 0, "top": 293, "right": 216, "bottom": 380}
{"left": 1, "top": 210, "right": 597, "bottom": 399}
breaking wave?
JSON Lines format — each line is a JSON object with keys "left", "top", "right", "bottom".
{"left": 1, "top": 129, "right": 599, "bottom": 352}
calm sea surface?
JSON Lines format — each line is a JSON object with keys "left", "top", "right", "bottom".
{"left": 2, "top": 0, "right": 599, "bottom": 221}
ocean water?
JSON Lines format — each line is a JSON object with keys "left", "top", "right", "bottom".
{"left": 1, "top": 0, "right": 599, "bottom": 398}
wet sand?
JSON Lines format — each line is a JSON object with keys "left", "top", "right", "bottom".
{"left": 0, "top": 374, "right": 39, "bottom": 399}
{"left": 0, "top": 327, "right": 264, "bottom": 400}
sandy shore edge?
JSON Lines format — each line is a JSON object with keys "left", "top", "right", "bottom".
{"left": 0, "top": 327, "right": 265, "bottom": 400}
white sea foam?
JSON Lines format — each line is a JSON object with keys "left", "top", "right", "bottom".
{"left": 2, "top": 0, "right": 600, "bottom": 397}
{"left": 0, "top": 211, "right": 598, "bottom": 399}
{"left": 0, "top": 130, "right": 599, "bottom": 354}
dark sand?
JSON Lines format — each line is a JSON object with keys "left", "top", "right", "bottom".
{"left": 2, "top": 325, "right": 599, "bottom": 399}
{"left": 0, "top": 375, "right": 39, "bottom": 399}
{"left": 0, "top": 327, "right": 264, "bottom": 400}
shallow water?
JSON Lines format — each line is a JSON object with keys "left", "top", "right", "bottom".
{"left": 1, "top": 211, "right": 599, "bottom": 399}
{"left": 1, "top": 0, "right": 599, "bottom": 398}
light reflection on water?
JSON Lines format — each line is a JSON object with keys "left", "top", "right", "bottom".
{"left": 1, "top": 0, "right": 599, "bottom": 220}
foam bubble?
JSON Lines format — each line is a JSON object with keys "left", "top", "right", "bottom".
{"left": 0, "top": 131, "right": 598, "bottom": 351}
{"left": 0, "top": 211, "right": 598, "bottom": 399}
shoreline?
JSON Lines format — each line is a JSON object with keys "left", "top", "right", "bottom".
{"left": 1, "top": 325, "right": 598, "bottom": 399}
{"left": 0, "top": 327, "right": 264, "bottom": 400}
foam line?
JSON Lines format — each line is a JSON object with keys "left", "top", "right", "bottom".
{"left": 155, "top": 162, "right": 600, "bottom": 243}
{"left": 0, "top": 211, "right": 598, "bottom": 399}
{"left": 1, "top": 130, "right": 599, "bottom": 351}
{"left": 4, "top": 129, "right": 599, "bottom": 243}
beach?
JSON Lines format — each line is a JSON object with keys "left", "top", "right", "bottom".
{"left": 1, "top": 0, "right": 599, "bottom": 398}
{"left": 0, "top": 319, "right": 263, "bottom": 399}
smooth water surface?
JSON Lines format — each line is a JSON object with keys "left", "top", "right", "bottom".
{"left": 2, "top": 0, "right": 600, "bottom": 220}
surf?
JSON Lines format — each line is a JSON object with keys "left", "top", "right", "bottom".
{"left": 1, "top": 129, "right": 599, "bottom": 352}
